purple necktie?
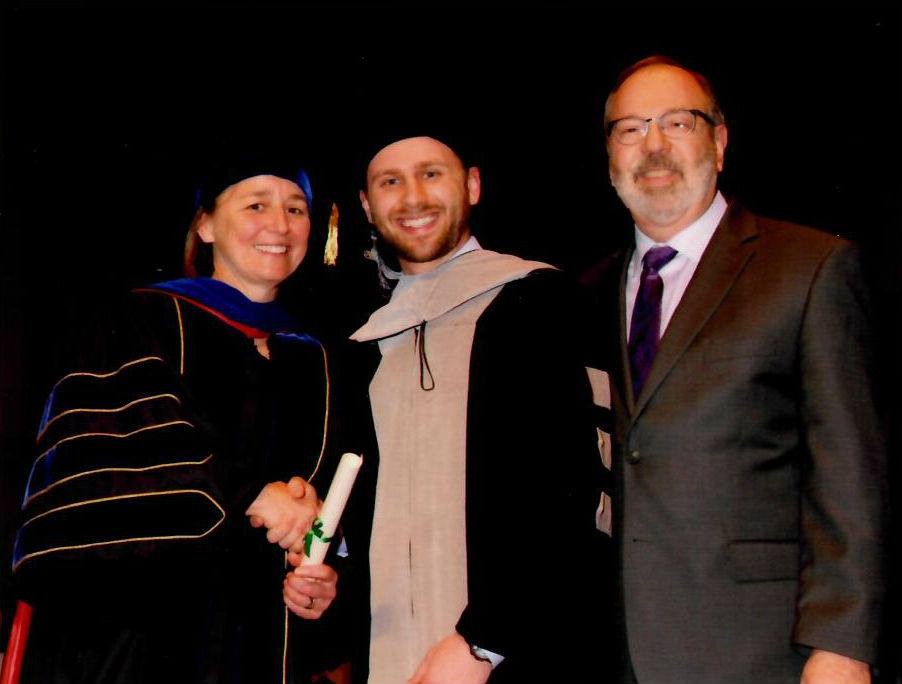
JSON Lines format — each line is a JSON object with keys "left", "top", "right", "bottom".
{"left": 628, "top": 245, "right": 678, "bottom": 397}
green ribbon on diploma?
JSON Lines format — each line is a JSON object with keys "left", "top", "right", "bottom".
{"left": 303, "top": 518, "right": 333, "bottom": 557}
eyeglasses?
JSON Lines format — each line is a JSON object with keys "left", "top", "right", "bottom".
{"left": 605, "top": 109, "right": 718, "bottom": 145}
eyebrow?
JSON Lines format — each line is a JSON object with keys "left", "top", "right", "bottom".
{"left": 238, "top": 189, "right": 307, "bottom": 202}
{"left": 371, "top": 160, "right": 452, "bottom": 177}
{"left": 610, "top": 106, "right": 703, "bottom": 120}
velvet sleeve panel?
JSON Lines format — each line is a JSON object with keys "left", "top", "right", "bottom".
{"left": 12, "top": 291, "right": 227, "bottom": 603}
{"left": 455, "top": 269, "right": 615, "bottom": 672}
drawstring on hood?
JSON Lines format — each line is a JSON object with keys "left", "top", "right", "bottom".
{"left": 414, "top": 321, "right": 435, "bottom": 391}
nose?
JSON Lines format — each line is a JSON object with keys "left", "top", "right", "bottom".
{"left": 402, "top": 178, "right": 428, "bottom": 206}
{"left": 271, "top": 207, "right": 291, "bottom": 234}
{"left": 642, "top": 120, "right": 670, "bottom": 152}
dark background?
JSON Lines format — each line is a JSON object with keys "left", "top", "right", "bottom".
{"left": 1, "top": 1, "right": 899, "bottom": 668}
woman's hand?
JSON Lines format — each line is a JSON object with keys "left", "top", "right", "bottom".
{"left": 245, "top": 476, "right": 319, "bottom": 551}
{"left": 284, "top": 553, "right": 338, "bottom": 620}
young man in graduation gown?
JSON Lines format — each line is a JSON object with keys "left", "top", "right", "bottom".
{"left": 348, "top": 127, "right": 615, "bottom": 683}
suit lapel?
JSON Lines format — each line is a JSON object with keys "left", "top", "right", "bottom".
{"left": 630, "top": 205, "right": 759, "bottom": 420}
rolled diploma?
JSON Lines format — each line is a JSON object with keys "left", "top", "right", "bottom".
{"left": 301, "top": 452, "right": 363, "bottom": 565}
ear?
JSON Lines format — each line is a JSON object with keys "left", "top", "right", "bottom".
{"left": 466, "top": 167, "right": 481, "bottom": 206}
{"left": 196, "top": 211, "right": 215, "bottom": 244}
{"left": 359, "top": 190, "right": 373, "bottom": 224}
{"left": 714, "top": 123, "right": 728, "bottom": 172}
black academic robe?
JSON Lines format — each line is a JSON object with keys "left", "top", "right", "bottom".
{"left": 344, "top": 268, "right": 616, "bottom": 683}
{"left": 12, "top": 285, "right": 349, "bottom": 684}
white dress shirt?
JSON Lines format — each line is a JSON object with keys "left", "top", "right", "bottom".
{"left": 625, "top": 192, "right": 728, "bottom": 340}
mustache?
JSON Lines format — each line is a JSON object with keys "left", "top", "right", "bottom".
{"left": 634, "top": 151, "right": 683, "bottom": 177}
{"left": 392, "top": 202, "right": 443, "bottom": 215}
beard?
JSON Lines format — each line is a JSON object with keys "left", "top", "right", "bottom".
{"left": 380, "top": 224, "right": 464, "bottom": 266}
{"left": 377, "top": 201, "right": 471, "bottom": 269}
{"left": 611, "top": 147, "right": 719, "bottom": 228}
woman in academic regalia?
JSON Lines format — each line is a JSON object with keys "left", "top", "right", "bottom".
{"left": 10, "top": 153, "right": 354, "bottom": 683}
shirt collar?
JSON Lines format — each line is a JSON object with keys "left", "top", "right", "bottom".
{"left": 454, "top": 235, "right": 481, "bottom": 257}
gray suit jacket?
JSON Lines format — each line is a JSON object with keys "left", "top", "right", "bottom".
{"left": 581, "top": 202, "right": 888, "bottom": 683}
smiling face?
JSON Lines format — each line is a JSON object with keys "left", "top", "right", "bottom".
{"left": 196, "top": 174, "right": 310, "bottom": 302}
{"left": 606, "top": 64, "right": 727, "bottom": 242}
{"left": 361, "top": 136, "right": 480, "bottom": 275}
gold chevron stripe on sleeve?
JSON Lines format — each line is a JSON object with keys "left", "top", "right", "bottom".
{"left": 24, "top": 453, "right": 213, "bottom": 505}
{"left": 51, "top": 356, "right": 165, "bottom": 389}
{"left": 38, "top": 393, "right": 182, "bottom": 442}
{"left": 26, "top": 420, "right": 195, "bottom": 498}
{"left": 14, "top": 489, "right": 227, "bottom": 572}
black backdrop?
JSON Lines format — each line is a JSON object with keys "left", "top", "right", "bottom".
{"left": 1, "top": 2, "right": 899, "bottom": 665}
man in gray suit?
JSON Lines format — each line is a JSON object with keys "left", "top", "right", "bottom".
{"left": 581, "top": 56, "right": 888, "bottom": 683}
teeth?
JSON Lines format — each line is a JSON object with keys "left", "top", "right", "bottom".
{"left": 256, "top": 245, "right": 288, "bottom": 254}
{"left": 400, "top": 215, "right": 434, "bottom": 229}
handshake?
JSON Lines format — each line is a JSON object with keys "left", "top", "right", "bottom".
{"left": 245, "top": 475, "right": 319, "bottom": 554}
{"left": 243, "top": 454, "right": 362, "bottom": 620}
{"left": 245, "top": 475, "right": 334, "bottom": 620}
